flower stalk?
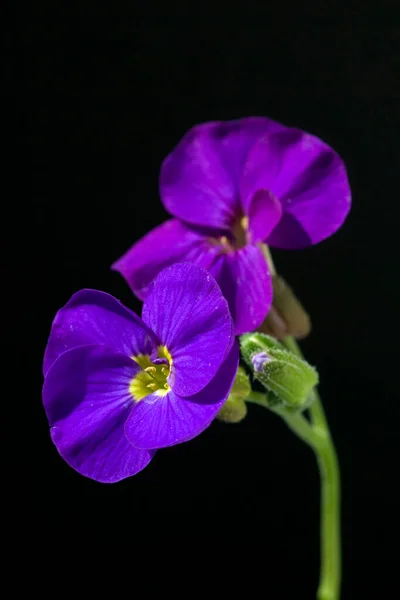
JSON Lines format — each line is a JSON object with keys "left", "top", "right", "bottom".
{"left": 283, "top": 336, "right": 341, "bottom": 600}
{"left": 246, "top": 339, "right": 341, "bottom": 600}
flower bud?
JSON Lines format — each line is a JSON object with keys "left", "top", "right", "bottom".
{"left": 217, "top": 366, "right": 250, "bottom": 423}
{"left": 258, "top": 274, "right": 311, "bottom": 340}
{"left": 240, "top": 333, "right": 318, "bottom": 410}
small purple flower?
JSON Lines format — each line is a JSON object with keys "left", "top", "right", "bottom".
{"left": 42, "top": 263, "right": 238, "bottom": 483}
{"left": 113, "top": 117, "right": 351, "bottom": 334}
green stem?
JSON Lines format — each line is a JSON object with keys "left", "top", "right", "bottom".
{"left": 282, "top": 336, "right": 341, "bottom": 600}
{"left": 246, "top": 392, "right": 321, "bottom": 447}
{"left": 245, "top": 390, "right": 270, "bottom": 409}
{"left": 257, "top": 248, "right": 341, "bottom": 597}
{"left": 247, "top": 341, "right": 341, "bottom": 599}
{"left": 314, "top": 427, "right": 341, "bottom": 600}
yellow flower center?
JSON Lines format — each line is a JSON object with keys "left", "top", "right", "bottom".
{"left": 129, "top": 345, "right": 172, "bottom": 402}
{"left": 231, "top": 215, "right": 249, "bottom": 248}
{"left": 210, "top": 214, "right": 249, "bottom": 253}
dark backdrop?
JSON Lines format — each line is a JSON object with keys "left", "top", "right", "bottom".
{"left": 15, "top": 2, "right": 398, "bottom": 597}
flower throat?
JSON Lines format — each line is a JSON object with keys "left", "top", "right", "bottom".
{"left": 130, "top": 346, "right": 172, "bottom": 401}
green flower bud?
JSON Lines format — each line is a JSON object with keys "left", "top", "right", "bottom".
{"left": 217, "top": 366, "right": 250, "bottom": 423}
{"left": 258, "top": 274, "right": 312, "bottom": 340}
{"left": 240, "top": 333, "right": 318, "bottom": 410}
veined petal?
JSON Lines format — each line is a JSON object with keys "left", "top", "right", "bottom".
{"left": 142, "top": 263, "right": 234, "bottom": 396}
{"left": 42, "top": 345, "right": 154, "bottom": 483}
{"left": 247, "top": 189, "right": 283, "bottom": 243}
{"left": 240, "top": 131, "right": 290, "bottom": 211}
{"left": 264, "top": 212, "right": 313, "bottom": 248}
{"left": 125, "top": 341, "right": 239, "bottom": 449}
{"left": 43, "top": 289, "right": 158, "bottom": 375}
{"left": 160, "top": 117, "right": 286, "bottom": 229}
{"left": 240, "top": 129, "right": 351, "bottom": 248}
{"left": 209, "top": 244, "right": 273, "bottom": 335}
{"left": 270, "top": 147, "right": 351, "bottom": 247}
{"left": 112, "top": 219, "right": 221, "bottom": 300}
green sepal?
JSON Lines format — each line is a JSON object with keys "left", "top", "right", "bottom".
{"left": 217, "top": 366, "right": 250, "bottom": 423}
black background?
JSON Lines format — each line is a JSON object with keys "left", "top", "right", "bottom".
{"left": 15, "top": 2, "right": 398, "bottom": 597}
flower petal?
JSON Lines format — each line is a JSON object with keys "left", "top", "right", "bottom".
{"left": 268, "top": 148, "right": 351, "bottom": 246}
{"left": 264, "top": 212, "right": 313, "bottom": 248}
{"left": 240, "top": 129, "right": 351, "bottom": 247}
{"left": 125, "top": 341, "right": 239, "bottom": 449}
{"left": 142, "top": 263, "right": 234, "bottom": 396}
{"left": 247, "top": 189, "right": 283, "bottom": 243}
{"left": 112, "top": 219, "right": 221, "bottom": 300}
{"left": 43, "top": 345, "right": 154, "bottom": 483}
{"left": 160, "top": 117, "right": 286, "bottom": 229}
{"left": 43, "top": 289, "right": 158, "bottom": 376}
{"left": 209, "top": 244, "right": 273, "bottom": 335}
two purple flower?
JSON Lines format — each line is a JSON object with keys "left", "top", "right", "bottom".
{"left": 43, "top": 117, "right": 351, "bottom": 482}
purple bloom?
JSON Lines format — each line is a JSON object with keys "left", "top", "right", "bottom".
{"left": 43, "top": 263, "right": 238, "bottom": 483}
{"left": 113, "top": 117, "right": 351, "bottom": 334}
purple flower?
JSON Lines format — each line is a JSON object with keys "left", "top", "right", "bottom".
{"left": 113, "top": 117, "right": 351, "bottom": 334}
{"left": 42, "top": 263, "right": 238, "bottom": 483}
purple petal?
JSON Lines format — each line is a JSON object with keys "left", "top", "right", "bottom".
{"left": 247, "top": 189, "right": 283, "bottom": 243}
{"left": 125, "top": 341, "right": 239, "bottom": 449}
{"left": 160, "top": 117, "right": 286, "bottom": 229}
{"left": 43, "top": 345, "right": 154, "bottom": 483}
{"left": 240, "top": 129, "right": 351, "bottom": 248}
{"left": 209, "top": 244, "right": 272, "bottom": 335}
{"left": 112, "top": 219, "right": 221, "bottom": 300}
{"left": 142, "top": 263, "right": 234, "bottom": 396}
{"left": 270, "top": 148, "right": 351, "bottom": 246}
{"left": 43, "top": 289, "right": 158, "bottom": 376}
{"left": 240, "top": 132, "right": 286, "bottom": 211}
{"left": 264, "top": 212, "right": 312, "bottom": 248}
